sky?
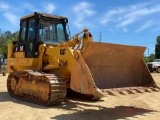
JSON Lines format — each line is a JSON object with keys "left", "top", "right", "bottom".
{"left": 0, "top": 0, "right": 160, "bottom": 56}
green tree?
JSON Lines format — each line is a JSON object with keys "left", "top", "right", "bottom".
{"left": 155, "top": 36, "right": 160, "bottom": 59}
{"left": 143, "top": 55, "right": 149, "bottom": 63}
{"left": 143, "top": 54, "right": 155, "bottom": 63}
{"left": 0, "top": 30, "right": 6, "bottom": 55}
{"left": 148, "top": 53, "right": 155, "bottom": 62}
{"left": 0, "top": 29, "right": 19, "bottom": 58}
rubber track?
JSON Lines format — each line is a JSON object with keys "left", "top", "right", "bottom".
{"left": 7, "top": 70, "right": 67, "bottom": 105}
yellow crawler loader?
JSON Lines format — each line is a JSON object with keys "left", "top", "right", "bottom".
{"left": 7, "top": 12, "right": 160, "bottom": 105}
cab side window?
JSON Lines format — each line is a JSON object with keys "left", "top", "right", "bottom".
{"left": 28, "top": 19, "right": 35, "bottom": 42}
{"left": 28, "top": 19, "right": 35, "bottom": 52}
{"left": 21, "top": 21, "right": 26, "bottom": 41}
{"left": 26, "top": 19, "right": 35, "bottom": 57}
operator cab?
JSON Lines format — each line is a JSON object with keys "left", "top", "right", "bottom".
{"left": 16, "top": 12, "right": 68, "bottom": 58}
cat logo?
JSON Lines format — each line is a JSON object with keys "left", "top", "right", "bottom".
{"left": 60, "top": 49, "right": 66, "bottom": 55}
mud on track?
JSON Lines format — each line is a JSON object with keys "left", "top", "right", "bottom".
{"left": 0, "top": 73, "right": 160, "bottom": 120}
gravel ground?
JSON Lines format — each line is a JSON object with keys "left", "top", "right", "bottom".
{"left": 0, "top": 73, "right": 160, "bottom": 120}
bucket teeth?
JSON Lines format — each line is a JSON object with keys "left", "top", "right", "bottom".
{"left": 134, "top": 89, "right": 144, "bottom": 93}
{"left": 150, "top": 88, "right": 160, "bottom": 92}
{"left": 126, "top": 90, "right": 136, "bottom": 94}
{"left": 107, "top": 90, "right": 116, "bottom": 96}
{"left": 118, "top": 90, "right": 128, "bottom": 95}
{"left": 144, "top": 88, "right": 152, "bottom": 92}
{"left": 101, "top": 86, "right": 160, "bottom": 96}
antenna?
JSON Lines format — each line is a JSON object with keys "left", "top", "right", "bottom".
{"left": 99, "top": 32, "right": 102, "bottom": 42}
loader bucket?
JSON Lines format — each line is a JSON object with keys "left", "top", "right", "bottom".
{"left": 81, "top": 42, "right": 158, "bottom": 95}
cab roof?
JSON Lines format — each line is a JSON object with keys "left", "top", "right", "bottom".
{"left": 20, "top": 12, "right": 67, "bottom": 21}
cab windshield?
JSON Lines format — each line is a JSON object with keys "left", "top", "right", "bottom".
{"left": 38, "top": 19, "right": 67, "bottom": 44}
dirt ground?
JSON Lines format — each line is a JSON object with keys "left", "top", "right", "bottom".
{"left": 0, "top": 73, "right": 160, "bottom": 120}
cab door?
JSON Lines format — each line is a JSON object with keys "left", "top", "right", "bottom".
{"left": 19, "top": 18, "right": 36, "bottom": 58}
{"left": 25, "top": 18, "right": 35, "bottom": 58}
